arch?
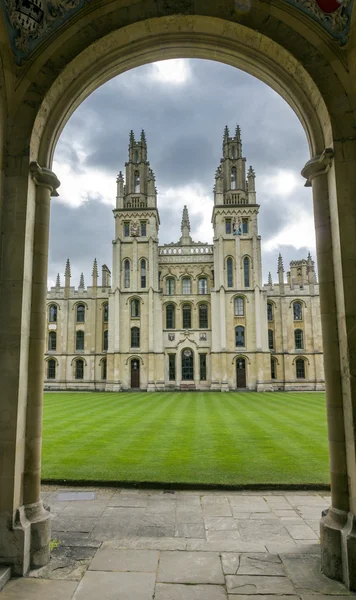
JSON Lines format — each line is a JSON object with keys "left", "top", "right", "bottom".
{"left": 124, "top": 354, "right": 144, "bottom": 366}
{"left": 48, "top": 331, "right": 57, "bottom": 352}
{"left": 48, "top": 303, "right": 58, "bottom": 323}
{"left": 295, "top": 328, "right": 304, "bottom": 349}
{"left": 75, "top": 358, "right": 85, "bottom": 380}
{"left": 166, "top": 304, "right": 175, "bottom": 329}
{"left": 182, "top": 304, "right": 192, "bottom": 329}
{"left": 124, "top": 258, "right": 130, "bottom": 289}
{"left": 226, "top": 256, "right": 233, "bottom": 288}
{"left": 130, "top": 298, "right": 140, "bottom": 318}
{"left": 235, "top": 325, "right": 245, "bottom": 348}
{"left": 75, "top": 330, "right": 85, "bottom": 351}
{"left": 181, "top": 348, "right": 194, "bottom": 381}
{"left": 76, "top": 303, "right": 85, "bottom": 323}
{"left": 131, "top": 326, "right": 140, "bottom": 348}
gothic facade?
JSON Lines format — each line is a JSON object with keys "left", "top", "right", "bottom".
{"left": 45, "top": 128, "right": 324, "bottom": 392}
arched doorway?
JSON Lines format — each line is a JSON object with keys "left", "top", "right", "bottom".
{"left": 182, "top": 349, "right": 194, "bottom": 381}
{"left": 236, "top": 358, "right": 246, "bottom": 389}
{"left": 130, "top": 359, "right": 140, "bottom": 389}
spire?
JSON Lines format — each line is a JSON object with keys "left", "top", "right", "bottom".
{"left": 223, "top": 125, "right": 229, "bottom": 145}
{"left": 129, "top": 130, "right": 135, "bottom": 147}
{"left": 55, "top": 273, "right": 60, "bottom": 289}
{"left": 235, "top": 125, "right": 241, "bottom": 141}
{"left": 79, "top": 272, "right": 85, "bottom": 289}
{"left": 141, "top": 129, "right": 147, "bottom": 146}
{"left": 181, "top": 205, "right": 190, "bottom": 233}
{"left": 268, "top": 271, "right": 273, "bottom": 286}
{"left": 92, "top": 258, "right": 98, "bottom": 278}
{"left": 278, "top": 253, "right": 284, "bottom": 272}
{"left": 180, "top": 205, "right": 192, "bottom": 245}
{"left": 65, "top": 258, "right": 71, "bottom": 278}
{"left": 64, "top": 258, "right": 71, "bottom": 298}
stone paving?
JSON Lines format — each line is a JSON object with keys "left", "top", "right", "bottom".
{"left": 1, "top": 487, "right": 356, "bottom": 599}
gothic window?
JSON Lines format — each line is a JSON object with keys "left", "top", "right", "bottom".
{"left": 124, "top": 222, "right": 130, "bottom": 237}
{"left": 199, "top": 304, "right": 208, "bottom": 329}
{"left": 225, "top": 219, "right": 232, "bottom": 234}
{"left": 124, "top": 260, "right": 130, "bottom": 289}
{"left": 103, "top": 330, "right": 108, "bottom": 352}
{"left": 166, "top": 278, "right": 175, "bottom": 295}
{"left": 134, "top": 150, "right": 139, "bottom": 163}
{"left": 76, "top": 330, "right": 84, "bottom": 351}
{"left": 131, "top": 299, "right": 140, "bottom": 318}
{"left": 242, "top": 218, "right": 249, "bottom": 234}
{"left": 103, "top": 303, "right": 109, "bottom": 323}
{"left": 131, "top": 327, "right": 140, "bottom": 348}
{"left": 75, "top": 359, "right": 84, "bottom": 380}
{"left": 47, "top": 359, "right": 56, "bottom": 379}
{"left": 235, "top": 326, "right": 245, "bottom": 347}
{"left": 166, "top": 304, "right": 175, "bottom": 329}
{"left": 200, "top": 354, "right": 207, "bottom": 381}
{"left": 231, "top": 167, "right": 237, "bottom": 190}
{"left": 140, "top": 221, "right": 147, "bottom": 237}
{"left": 140, "top": 259, "right": 147, "bottom": 288}
{"left": 295, "top": 329, "right": 304, "bottom": 349}
{"left": 134, "top": 171, "right": 140, "bottom": 193}
{"left": 267, "top": 303, "right": 273, "bottom": 321}
{"left": 182, "top": 278, "right": 191, "bottom": 294}
{"left": 234, "top": 297, "right": 244, "bottom": 316}
{"left": 296, "top": 358, "right": 305, "bottom": 379}
{"left": 48, "top": 331, "right": 57, "bottom": 351}
{"left": 182, "top": 304, "right": 192, "bottom": 329}
{"left": 268, "top": 329, "right": 274, "bottom": 350}
{"left": 76, "top": 304, "right": 85, "bottom": 323}
{"left": 169, "top": 354, "right": 176, "bottom": 381}
{"left": 102, "top": 358, "right": 107, "bottom": 380}
{"left": 182, "top": 349, "right": 194, "bottom": 381}
{"left": 231, "top": 146, "right": 236, "bottom": 159}
{"left": 48, "top": 304, "right": 57, "bottom": 323}
{"left": 244, "top": 257, "right": 250, "bottom": 287}
{"left": 198, "top": 278, "right": 208, "bottom": 294}
{"left": 227, "top": 257, "right": 233, "bottom": 288}
{"left": 293, "top": 302, "right": 303, "bottom": 321}
{"left": 271, "top": 358, "right": 277, "bottom": 380}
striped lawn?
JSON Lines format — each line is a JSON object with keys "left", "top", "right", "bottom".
{"left": 42, "top": 391, "right": 329, "bottom": 485}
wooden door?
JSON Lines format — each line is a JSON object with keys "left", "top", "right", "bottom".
{"left": 131, "top": 359, "right": 140, "bottom": 388}
{"left": 236, "top": 358, "right": 246, "bottom": 389}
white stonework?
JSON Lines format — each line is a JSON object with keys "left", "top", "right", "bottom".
{"left": 44, "top": 128, "right": 324, "bottom": 392}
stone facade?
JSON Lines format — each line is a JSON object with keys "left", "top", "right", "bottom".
{"left": 44, "top": 128, "right": 324, "bottom": 392}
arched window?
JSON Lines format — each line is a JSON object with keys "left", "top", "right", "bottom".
{"left": 103, "top": 303, "right": 109, "bottom": 323}
{"left": 234, "top": 297, "right": 244, "bottom": 316}
{"left": 47, "top": 359, "right": 56, "bottom": 379}
{"left": 296, "top": 358, "right": 305, "bottom": 379}
{"left": 140, "top": 259, "right": 147, "bottom": 288}
{"left": 124, "top": 259, "right": 130, "bottom": 289}
{"left": 268, "top": 329, "right": 274, "bottom": 350}
{"left": 295, "top": 329, "right": 304, "bottom": 349}
{"left": 131, "top": 327, "right": 140, "bottom": 348}
{"left": 166, "top": 278, "right": 175, "bottom": 295}
{"left": 267, "top": 303, "right": 273, "bottom": 321}
{"left": 182, "top": 304, "right": 192, "bottom": 329}
{"left": 75, "top": 359, "right": 84, "bottom": 380}
{"left": 182, "top": 278, "right": 191, "bottom": 294}
{"left": 134, "top": 150, "right": 139, "bottom": 164}
{"left": 293, "top": 302, "right": 303, "bottom": 320}
{"left": 134, "top": 170, "right": 140, "bottom": 193}
{"left": 231, "top": 166, "right": 237, "bottom": 190}
{"left": 235, "top": 326, "right": 245, "bottom": 347}
{"left": 76, "top": 330, "right": 84, "bottom": 351}
{"left": 231, "top": 146, "right": 236, "bottom": 159}
{"left": 48, "top": 331, "right": 57, "bottom": 351}
{"left": 199, "top": 304, "right": 208, "bottom": 328}
{"left": 76, "top": 304, "right": 85, "bottom": 323}
{"left": 271, "top": 358, "right": 277, "bottom": 380}
{"left": 166, "top": 304, "right": 175, "bottom": 329}
{"left": 102, "top": 358, "right": 107, "bottom": 380}
{"left": 198, "top": 278, "right": 208, "bottom": 294}
{"left": 182, "top": 349, "right": 194, "bottom": 381}
{"left": 244, "top": 257, "right": 250, "bottom": 287}
{"left": 48, "top": 304, "right": 57, "bottom": 323}
{"left": 103, "top": 329, "right": 108, "bottom": 351}
{"left": 227, "top": 257, "right": 233, "bottom": 288}
{"left": 131, "top": 299, "right": 140, "bottom": 318}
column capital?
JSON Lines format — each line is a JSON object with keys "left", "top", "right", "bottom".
{"left": 29, "top": 162, "right": 60, "bottom": 197}
{"left": 301, "top": 148, "right": 334, "bottom": 187}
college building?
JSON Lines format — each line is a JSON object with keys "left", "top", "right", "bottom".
{"left": 45, "top": 128, "right": 324, "bottom": 391}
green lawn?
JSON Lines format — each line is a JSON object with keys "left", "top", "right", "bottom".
{"left": 41, "top": 391, "right": 329, "bottom": 486}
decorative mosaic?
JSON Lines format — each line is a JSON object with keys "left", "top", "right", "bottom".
{"left": 283, "top": 0, "right": 353, "bottom": 44}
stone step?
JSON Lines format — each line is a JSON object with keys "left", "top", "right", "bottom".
{"left": 0, "top": 566, "right": 11, "bottom": 592}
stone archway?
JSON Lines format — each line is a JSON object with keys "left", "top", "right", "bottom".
{"left": 0, "top": 3, "right": 356, "bottom": 588}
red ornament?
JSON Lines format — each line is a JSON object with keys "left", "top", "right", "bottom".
{"left": 315, "top": 0, "right": 343, "bottom": 13}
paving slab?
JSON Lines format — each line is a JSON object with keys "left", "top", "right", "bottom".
{"left": 29, "top": 544, "right": 97, "bottom": 581}
{"left": 89, "top": 548, "right": 159, "bottom": 572}
{"left": 226, "top": 574, "right": 296, "bottom": 595}
{"left": 51, "top": 516, "right": 97, "bottom": 533}
{"left": 176, "top": 507, "right": 203, "bottom": 523}
{"left": 186, "top": 539, "right": 266, "bottom": 552}
{"left": 157, "top": 551, "right": 224, "bottom": 584}
{"left": 237, "top": 553, "right": 285, "bottom": 576}
{"left": 0, "top": 578, "right": 78, "bottom": 599}
{"left": 73, "top": 571, "right": 155, "bottom": 600}
{"left": 175, "top": 523, "right": 206, "bottom": 538}
{"left": 56, "top": 492, "right": 96, "bottom": 502}
{"left": 104, "top": 536, "right": 187, "bottom": 551}
{"left": 228, "top": 497, "right": 271, "bottom": 513}
{"left": 204, "top": 516, "right": 238, "bottom": 531}
{"left": 228, "top": 596, "right": 300, "bottom": 600}
{"left": 282, "top": 554, "right": 353, "bottom": 594}
{"left": 155, "top": 583, "right": 228, "bottom": 599}
{"left": 207, "top": 530, "right": 242, "bottom": 542}
{"left": 283, "top": 523, "right": 318, "bottom": 540}
{"left": 237, "top": 520, "right": 293, "bottom": 543}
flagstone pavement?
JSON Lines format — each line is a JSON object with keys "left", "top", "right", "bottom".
{"left": 1, "top": 487, "right": 355, "bottom": 599}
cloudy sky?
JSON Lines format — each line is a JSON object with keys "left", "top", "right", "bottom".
{"left": 49, "top": 58, "right": 315, "bottom": 289}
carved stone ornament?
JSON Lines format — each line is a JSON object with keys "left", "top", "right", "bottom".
{"left": 29, "top": 161, "right": 61, "bottom": 196}
{"left": 2, "top": 0, "right": 92, "bottom": 62}
{"left": 130, "top": 221, "right": 140, "bottom": 237}
{"left": 283, "top": 0, "right": 353, "bottom": 43}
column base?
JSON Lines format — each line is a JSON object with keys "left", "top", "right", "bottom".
{"left": 0, "top": 508, "right": 31, "bottom": 576}
{"left": 220, "top": 382, "right": 229, "bottom": 392}
{"left": 320, "top": 506, "right": 348, "bottom": 583}
{"left": 342, "top": 513, "right": 356, "bottom": 590}
{"left": 24, "top": 500, "right": 51, "bottom": 570}
{"left": 147, "top": 381, "right": 156, "bottom": 392}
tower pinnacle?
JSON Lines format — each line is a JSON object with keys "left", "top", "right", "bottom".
{"left": 55, "top": 273, "right": 60, "bottom": 289}
{"left": 79, "top": 273, "right": 85, "bottom": 289}
{"left": 180, "top": 205, "right": 192, "bottom": 245}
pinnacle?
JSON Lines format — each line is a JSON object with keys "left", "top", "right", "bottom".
{"left": 79, "top": 273, "right": 85, "bottom": 289}
{"left": 65, "top": 258, "right": 71, "bottom": 277}
{"left": 268, "top": 271, "right": 273, "bottom": 286}
{"left": 56, "top": 273, "right": 60, "bottom": 288}
{"left": 277, "top": 253, "right": 284, "bottom": 272}
{"left": 181, "top": 205, "right": 190, "bottom": 232}
{"left": 141, "top": 129, "right": 147, "bottom": 144}
{"left": 235, "top": 124, "right": 241, "bottom": 140}
{"left": 248, "top": 165, "right": 255, "bottom": 176}
{"left": 224, "top": 125, "right": 229, "bottom": 139}
{"left": 92, "top": 258, "right": 98, "bottom": 277}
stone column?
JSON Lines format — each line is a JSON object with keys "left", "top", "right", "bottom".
{"left": 302, "top": 149, "right": 349, "bottom": 582}
{"left": 24, "top": 162, "right": 60, "bottom": 568}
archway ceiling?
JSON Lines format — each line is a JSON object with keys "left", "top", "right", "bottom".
{"left": 0, "top": 0, "right": 354, "bottom": 65}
